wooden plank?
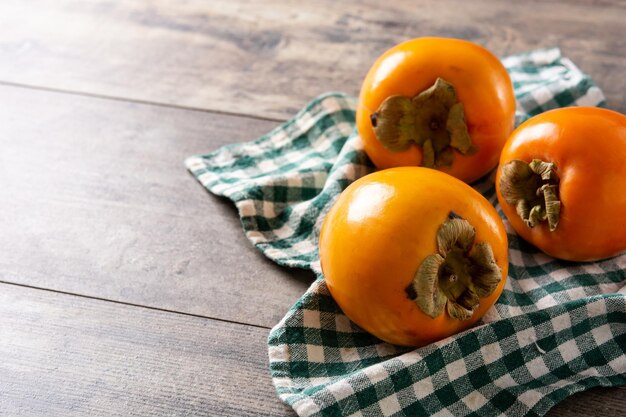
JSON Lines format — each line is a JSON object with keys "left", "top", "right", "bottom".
{"left": 0, "top": 281, "right": 622, "bottom": 416}
{"left": 1, "top": 0, "right": 624, "bottom": 413}
{"left": 0, "top": 84, "right": 313, "bottom": 329}
{"left": 0, "top": 0, "right": 623, "bottom": 120}
{"left": 548, "top": 387, "right": 626, "bottom": 417}
{"left": 0, "top": 283, "right": 295, "bottom": 416}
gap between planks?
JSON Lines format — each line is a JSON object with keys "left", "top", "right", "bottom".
{"left": 0, "top": 279, "right": 272, "bottom": 330}
{"left": 0, "top": 79, "right": 286, "bottom": 124}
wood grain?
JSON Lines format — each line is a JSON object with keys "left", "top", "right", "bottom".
{"left": 0, "top": 84, "right": 313, "bottom": 329}
{"left": 1, "top": 0, "right": 624, "bottom": 414}
{"left": 0, "top": 283, "right": 294, "bottom": 416}
{"left": 0, "top": 0, "right": 623, "bottom": 120}
{"left": 0, "top": 278, "right": 622, "bottom": 416}
{"left": 548, "top": 386, "right": 626, "bottom": 417}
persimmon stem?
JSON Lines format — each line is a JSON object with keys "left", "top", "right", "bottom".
{"left": 407, "top": 212, "right": 501, "bottom": 320}
{"left": 499, "top": 159, "right": 561, "bottom": 231}
{"left": 371, "top": 78, "right": 476, "bottom": 168}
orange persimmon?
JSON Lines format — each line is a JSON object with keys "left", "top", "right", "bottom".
{"left": 496, "top": 107, "right": 626, "bottom": 261}
{"left": 319, "top": 167, "right": 508, "bottom": 347}
{"left": 356, "top": 37, "right": 516, "bottom": 183}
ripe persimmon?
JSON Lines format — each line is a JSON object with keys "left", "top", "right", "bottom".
{"left": 356, "top": 37, "right": 515, "bottom": 183}
{"left": 496, "top": 107, "right": 626, "bottom": 261}
{"left": 319, "top": 167, "right": 508, "bottom": 347}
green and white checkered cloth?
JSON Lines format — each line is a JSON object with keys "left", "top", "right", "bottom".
{"left": 186, "top": 48, "right": 625, "bottom": 416}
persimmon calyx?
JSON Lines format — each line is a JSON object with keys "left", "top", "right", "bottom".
{"left": 499, "top": 159, "right": 561, "bottom": 231}
{"left": 406, "top": 212, "right": 501, "bottom": 320}
{"left": 370, "top": 78, "right": 477, "bottom": 168}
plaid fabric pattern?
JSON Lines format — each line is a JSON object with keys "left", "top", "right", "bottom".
{"left": 186, "top": 48, "right": 625, "bottom": 416}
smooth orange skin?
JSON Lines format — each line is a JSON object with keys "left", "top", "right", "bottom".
{"left": 356, "top": 37, "right": 516, "bottom": 184}
{"left": 496, "top": 107, "right": 626, "bottom": 262}
{"left": 319, "top": 167, "right": 508, "bottom": 347}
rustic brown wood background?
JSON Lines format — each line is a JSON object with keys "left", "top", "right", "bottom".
{"left": 1, "top": 0, "right": 624, "bottom": 415}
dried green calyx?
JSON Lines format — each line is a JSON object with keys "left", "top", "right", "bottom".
{"left": 405, "top": 212, "right": 502, "bottom": 320}
{"left": 370, "top": 78, "right": 476, "bottom": 168}
{"left": 499, "top": 159, "right": 561, "bottom": 231}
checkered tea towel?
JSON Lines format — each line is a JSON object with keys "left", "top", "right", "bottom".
{"left": 185, "top": 48, "right": 625, "bottom": 417}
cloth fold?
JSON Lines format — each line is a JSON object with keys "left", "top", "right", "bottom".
{"left": 186, "top": 48, "right": 625, "bottom": 417}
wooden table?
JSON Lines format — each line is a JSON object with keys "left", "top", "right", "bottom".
{"left": 1, "top": 1, "right": 624, "bottom": 415}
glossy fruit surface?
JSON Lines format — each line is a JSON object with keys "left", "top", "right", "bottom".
{"left": 496, "top": 107, "right": 626, "bottom": 261}
{"left": 356, "top": 37, "right": 516, "bottom": 183}
{"left": 319, "top": 167, "right": 508, "bottom": 347}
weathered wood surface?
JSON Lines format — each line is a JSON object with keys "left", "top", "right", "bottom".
{"left": 0, "top": 282, "right": 624, "bottom": 417}
{"left": 548, "top": 386, "right": 626, "bottom": 417}
{"left": 0, "top": 284, "right": 293, "bottom": 416}
{"left": 0, "top": 0, "right": 624, "bottom": 120}
{"left": 0, "top": 84, "right": 313, "bottom": 329}
{"left": 0, "top": 0, "right": 624, "bottom": 415}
